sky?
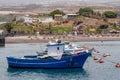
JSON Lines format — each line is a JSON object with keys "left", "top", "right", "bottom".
{"left": 0, "top": 0, "right": 119, "bottom": 6}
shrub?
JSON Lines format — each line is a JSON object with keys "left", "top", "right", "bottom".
{"left": 79, "top": 7, "right": 94, "bottom": 17}
{"left": 49, "top": 9, "right": 65, "bottom": 17}
{"left": 102, "top": 11, "right": 117, "bottom": 18}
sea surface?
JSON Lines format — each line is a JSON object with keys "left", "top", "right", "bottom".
{"left": 0, "top": 41, "right": 120, "bottom": 80}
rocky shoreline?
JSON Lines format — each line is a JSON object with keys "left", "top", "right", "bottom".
{"left": 5, "top": 35, "right": 120, "bottom": 44}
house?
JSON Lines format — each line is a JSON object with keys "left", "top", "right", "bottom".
{"left": 53, "top": 14, "right": 63, "bottom": 21}
{"left": 24, "top": 16, "right": 33, "bottom": 23}
{"left": 32, "top": 18, "right": 39, "bottom": 22}
{"left": 66, "top": 14, "right": 79, "bottom": 20}
{"left": 24, "top": 16, "right": 39, "bottom": 23}
{"left": 24, "top": 14, "right": 54, "bottom": 23}
{"left": 39, "top": 17, "right": 54, "bottom": 23}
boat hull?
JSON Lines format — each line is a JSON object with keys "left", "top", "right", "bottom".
{"left": 7, "top": 52, "right": 92, "bottom": 69}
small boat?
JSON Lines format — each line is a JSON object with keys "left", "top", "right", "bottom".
{"left": 7, "top": 40, "right": 93, "bottom": 69}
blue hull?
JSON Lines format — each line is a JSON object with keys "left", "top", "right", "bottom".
{"left": 7, "top": 52, "right": 91, "bottom": 69}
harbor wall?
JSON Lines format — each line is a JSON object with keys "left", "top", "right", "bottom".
{"left": 0, "top": 31, "right": 5, "bottom": 46}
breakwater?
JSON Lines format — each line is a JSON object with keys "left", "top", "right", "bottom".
{"left": 0, "top": 32, "right": 5, "bottom": 46}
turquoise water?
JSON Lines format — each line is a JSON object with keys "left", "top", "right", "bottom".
{"left": 0, "top": 41, "right": 120, "bottom": 80}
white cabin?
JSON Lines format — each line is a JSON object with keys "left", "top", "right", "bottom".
{"left": 47, "top": 43, "right": 64, "bottom": 57}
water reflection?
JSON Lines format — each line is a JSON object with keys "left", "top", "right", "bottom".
{"left": 7, "top": 68, "right": 89, "bottom": 80}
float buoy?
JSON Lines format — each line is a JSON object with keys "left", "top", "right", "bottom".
{"left": 115, "top": 63, "right": 120, "bottom": 68}
{"left": 93, "top": 56, "right": 98, "bottom": 60}
{"left": 103, "top": 53, "right": 110, "bottom": 57}
{"left": 99, "top": 59, "right": 104, "bottom": 63}
{"left": 93, "top": 49, "right": 100, "bottom": 53}
{"left": 97, "top": 51, "right": 100, "bottom": 53}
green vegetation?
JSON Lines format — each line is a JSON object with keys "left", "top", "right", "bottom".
{"left": 51, "top": 27, "right": 72, "bottom": 33}
{"left": 3, "top": 22, "right": 13, "bottom": 33}
{"left": 102, "top": 11, "right": 117, "bottom": 18}
{"left": 78, "top": 7, "right": 94, "bottom": 17}
{"left": 1, "top": 7, "right": 120, "bottom": 36}
{"left": 45, "top": 25, "right": 72, "bottom": 34}
{"left": 49, "top": 9, "right": 65, "bottom": 17}
{"left": 110, "top": 23, "right": 120, "bottom": 30}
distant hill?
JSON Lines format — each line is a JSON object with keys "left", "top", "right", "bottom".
{"left": 0, "top": 0, "right": 120, "bottom": 14}
{"left": 0, "top": 0, "right": 120, "bottom": 6}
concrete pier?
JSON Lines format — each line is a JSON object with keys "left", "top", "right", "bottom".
{"left": 0, "top": 30, "right": 5, "bottom": 46}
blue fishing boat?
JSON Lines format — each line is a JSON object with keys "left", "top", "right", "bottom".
{"left": 7, "top": 40, "right": 93, "bottom": 69}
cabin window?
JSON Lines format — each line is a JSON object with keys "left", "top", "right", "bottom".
{"left": 57, "top": 47, "right": 59, "bottom": 50}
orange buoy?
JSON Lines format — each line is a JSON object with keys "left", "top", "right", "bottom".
{"left": 103, "top": 53, "right": 110, "bottom": 57}
{"left": 93, "top": 56, "right": 98, "bottom": 60}
{"left": 115, "top": 63, "right": 120, "bottom": 68}
{"left": 99, "top": 59, "right": 104, "bottom": 63}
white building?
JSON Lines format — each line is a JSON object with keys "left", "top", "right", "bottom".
{"left": 66, "top": 14, "right": 79, "bottom": 20}
{"left": 24, "top": 17, "right": 33, "bottom": 23}
{"left": 24, "top": 15, "right": 54, "bottom": 23}
{"left": 39, "top": 18, "right": 54, "bottom": 23}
